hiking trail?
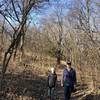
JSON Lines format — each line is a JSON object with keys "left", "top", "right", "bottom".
{"left": 44, "top": 67, "right": 91, "bottom": 100}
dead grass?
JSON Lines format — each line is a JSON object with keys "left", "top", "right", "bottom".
{"left": 0, "top": 52, "right": 100, "bottom": 100}
{"left": 5, "top": 53, "right": 57, "bottom": 76}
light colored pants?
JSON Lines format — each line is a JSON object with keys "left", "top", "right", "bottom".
{"left": 48, "top": 87, "right": 55, "bottom": 100}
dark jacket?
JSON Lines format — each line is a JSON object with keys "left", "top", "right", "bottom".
{"left": 47, "top": 73, "right": 57, "bottom": 88}
{"left": 62, "top": 67, "right": 76, "bottom": 87}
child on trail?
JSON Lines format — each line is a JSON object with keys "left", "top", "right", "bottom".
{"left": 47, "top": 67, "right": 57, "bottom": 100}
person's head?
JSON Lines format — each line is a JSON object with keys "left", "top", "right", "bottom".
{"left": 50, "top": 67, "right": 55, "bottom": 74}
{"left": 66, "top": 61, "right": 71, "bottom": 68}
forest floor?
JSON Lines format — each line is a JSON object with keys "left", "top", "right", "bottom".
{"left": 0, "top": 64, "right": 100, "bottom": 100}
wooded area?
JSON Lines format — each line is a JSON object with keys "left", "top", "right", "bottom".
{"left": 0, "top": 0, "right": 100, "bottom": 99}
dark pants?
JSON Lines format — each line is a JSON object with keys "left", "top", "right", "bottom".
{"left": 64, "top": 86, "right": 72, "bottom": 100}
{"left": 48, "top": 87, "right": 55, "bottom": 100}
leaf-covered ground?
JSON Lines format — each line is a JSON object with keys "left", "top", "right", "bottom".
{"left": 0, "top": 67, "right": 100, "bottom": 100}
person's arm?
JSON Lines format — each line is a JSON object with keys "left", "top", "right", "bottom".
{"left": 55, "top": 74, "right": 57, "bottom": 87}
{"left": 56, "top": 74, "right": 57, "bottom": 82}
{"left": 47, "top": 75, "right": 49, "bottom": 87}
{"left": 74, "top": 70, "right": 77, "bottom": 85}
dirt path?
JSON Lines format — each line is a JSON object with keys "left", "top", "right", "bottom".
{"left": 0, "top": 65, "right": 97, "bottom": 100}
{"left": 51, "top": 68, "right": 89, "bottom": 100}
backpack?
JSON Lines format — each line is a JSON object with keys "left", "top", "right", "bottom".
{"left": 48, "top": 74, "right": 57, "bottom": 88}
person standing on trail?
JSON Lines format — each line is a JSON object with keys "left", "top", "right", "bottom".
{"left": 61, "top": 61, "right": 77, "bottom": 100}
{"left": 56, "top": 48, "right": 62, "bottom": 66}
{"left": 47, "top": 67, "right": 57, "bottom": 100}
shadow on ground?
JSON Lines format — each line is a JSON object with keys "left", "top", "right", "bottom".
{"left": 83, "top": 93, "right": 100, "bottom": 100}
{"left": 0, "top": 71, "right": 47, "bottom": 100}
{"left": 56, "top": 80, "right": 89, "bottom": 100}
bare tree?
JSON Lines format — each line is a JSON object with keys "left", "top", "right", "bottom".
{"left": 0, "top": 0, "right": 49, "bottom": 89}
